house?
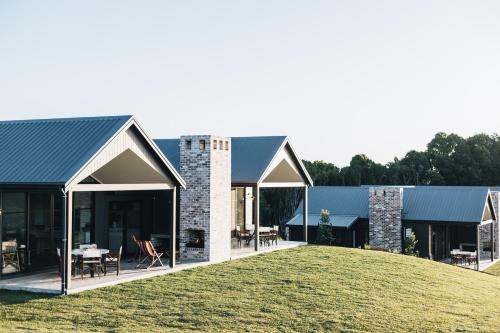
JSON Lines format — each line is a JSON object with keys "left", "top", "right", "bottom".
{"left": 287, "top": 186, "right": 499, "bottom": 270}
{"left": 0, "top": 116, "right": 312, "bottom": 294}
{"left": 155, "top": 135, "right": 313, "bottom": 262}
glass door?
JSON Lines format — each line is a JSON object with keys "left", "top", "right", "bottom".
{"left": 432, "top": 225, "right": 448, "bottom": 260}
{"left": 29, "top": 193, "right": 54, "bottom": 269}
{"left": 1, "top": 192, "right": 27, "bottom": 276}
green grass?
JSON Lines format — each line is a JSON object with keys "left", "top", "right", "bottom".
{"left": 1, "top": 246, "right": 500, "bottom": 332}
{"left": 485, "top": 260, "right": 500, "bottom": 276}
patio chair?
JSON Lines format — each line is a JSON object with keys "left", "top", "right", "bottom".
{"left": 1, "top": 240, "right": 20, "bottom": 272}
{"left": 467, "top": 251, "right": 477, "bottom": 266}
{"left": 132, "top": 235, "right": 143, "bottom": 263}
{"left": 136, "top": 240, "right": 164, "bottom": 270}
{"left": 270, "top": 225, "right": 279, "bottom": 246}
{"left": 80, "top": 248, "right": 104, "bottom": 279}
{"left": 235, "top": 226, "right": 252, "bottom": 247}
{"left": 56, "top": 247, "right": 77, "bottom": 276}
{"left": 104, "top": 246, "right": 122, "bottom": 276}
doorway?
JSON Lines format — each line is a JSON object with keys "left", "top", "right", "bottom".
{"left": 432, "top": 225, "right": 448, "bottom": 260}
{"left": 109, "top": 201, "right": 142, "bottom": 255}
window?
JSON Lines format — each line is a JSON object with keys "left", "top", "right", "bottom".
{"left": 1, "top": 192, "right": 27, "bottom": 275}
{"left": 225, "top": 141, "right": 229, "bottom": 151}
{"left": 73, "top": 192, "right": 94, "bottom": 247}
{"left": 219, "top": 140, "right": 223, "bottom": 150}
{"left": 199, "top": 140, "right": 206, "bottom": 151}
{"left": 213, "top": 140, "right": 217, "bottom": 150}
{"left": 185, "top": 140, "right": 192, "bottom": 150}
{"left": 404, "top": 227, "right": 413, "bottom": 239}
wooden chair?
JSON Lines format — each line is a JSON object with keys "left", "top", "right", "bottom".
{"left": 132, "top": 235, "right": 143, "bottom": 263}
{"left": 235, "top": 226, "right": 252, "bottom": 247}
{"left": 104, "top": 246, "right": 122, "bottom": 276}
{"left": 80, "top": 249, "right": 104, "bottom": 279}
{"left": 270, "top": 225, "right": 279, "bottom": 246}
{"left": 136, "top": 240, "right": 164, "bottom": 270}
{"left": 1, "top": 240, "right": 20, "bottom": 273}
{"left": 56, "top": 247, "right": 77, "bottom": 276}
{"left": 467, "top": 251, "right": 477, "bottom": 266}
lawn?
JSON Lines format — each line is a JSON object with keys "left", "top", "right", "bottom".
{"left": 1, "top": 246, "right": 500, "bottom": 332}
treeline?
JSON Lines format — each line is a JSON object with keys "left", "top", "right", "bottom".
{"left": 303, "top": 132, "right": 500, "bottom": 186}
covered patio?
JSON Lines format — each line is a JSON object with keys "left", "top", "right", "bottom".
{"left": 0, "top": 116, "right": 185, "bottom": 294}
{"left": 229, "top": 137, "right": 314, "bottom": 254}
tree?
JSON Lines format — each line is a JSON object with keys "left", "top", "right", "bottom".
{"left": 316, "top": 209, "right": 335, "bottom": 245}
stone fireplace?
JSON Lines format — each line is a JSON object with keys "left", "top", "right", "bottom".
{"left": 179, "top": 135, "right": 231, "bottom": 262}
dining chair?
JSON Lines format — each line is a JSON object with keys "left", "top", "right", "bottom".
{"left": 1, "top": 240, "right": 20, "bottom": 273}
{"left": 80, "top": 248, "right": 104, "bottom": 279}
{"left": 56, "top": 247, "right": 77, "bottom": 276}
{"left": 104, "top": 246, "right": 122, "bottom": 276}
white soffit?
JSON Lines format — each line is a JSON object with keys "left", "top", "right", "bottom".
{"left": 261, "top": 145, "right": 305, "bottom": 184}
{"left": 67, "top": 124, "right": 173, "bottom": 188}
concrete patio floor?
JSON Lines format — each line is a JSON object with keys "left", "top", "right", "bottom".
{"left": 0, "top": 241, "right": 305, "bottom": 295}
{"left": 441, "top": 257, "right": 499, "bottom": 272}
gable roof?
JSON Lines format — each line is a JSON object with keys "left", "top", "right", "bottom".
{"left": 402, "top": 187, "right": 493, "bottom": 223}
{"left": 0, "top": 116, "right": 131, "bottom": 185}
{"left": 0, "top": 115, "right": 185, "bottom": 188}
{"left": 155, "top": 136, "right": 313, "bottom": 185}
{"left": 231, "top": 136, "right": 287, "bottom": 184}
{"left": 295, "top": 186, "right": 494, "bottom": 225}
{"left": 296, "top": 186, "right": 369, "bottom": 218}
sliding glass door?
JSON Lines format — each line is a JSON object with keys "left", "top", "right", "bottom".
{"left": 0, "top": 191, "right": 63, "bottom": 277}
{"left": 29, "top": 193, "right": 54, "bottom": 269}
{"left": 1, "top": 192, "right": 27, "bottom": 275}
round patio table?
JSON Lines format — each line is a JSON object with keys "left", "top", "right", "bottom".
{"left": 71, "top": 249, "right": 110, "bottom": 278}
{"left": 71, "top": 248, "right": 109, "bottom": 256}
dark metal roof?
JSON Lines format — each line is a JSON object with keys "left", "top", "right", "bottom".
{"left": 296, "top": 186, "right": 369, "bottom": 218}
{"left": 286, "top": 213, "right": 358, "bottom": 228}
{"left": 155, "top": 136, "right": 309, "bottom": 185}
{"left": 154, "top": 139, "right": 180, "bottom": 173}
{"left": 0, "top": 116, "right": 131, "bottom": 185}
{"left": 231, "top": 136, "right": 286, "bottom": 184}
{"left": 402, "top": 187, "right": 490, "bottom": 223}
{"left": 297, "top": 186, "right": 493, "bottom": 224}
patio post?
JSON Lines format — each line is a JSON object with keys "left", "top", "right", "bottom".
{"left": 60, "top": 190, "right": 67, "bottom": 295}
{"left": 169, "top": 187, "right": 176, "bottom": 268}
{"left": 491, "top": 222, "right": 494, "bottom": 262}
{"left": 428, "top": 224, "right": 432, "bottom": 260}
{"left": 65, "top": 190, "right": 73, "bottom": 293}
{"left": 303, "top": 185, "right": 308, "bottom": 243}
{"left": 476, "top": 224, "right": 480, "bottom": 271}
{"left": 254, "top": 185, "right": 260, "bottom": 252}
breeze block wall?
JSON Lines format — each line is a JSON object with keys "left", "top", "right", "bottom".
{"left": 179, "top": 135, "right": 231, "bottom": 262}
{"left": 368, "top": 187, "right": 403, "bottom": 252}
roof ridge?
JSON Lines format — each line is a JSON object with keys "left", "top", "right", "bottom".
{"left": 0, "top": 115, "right": 132, "bottom": 125}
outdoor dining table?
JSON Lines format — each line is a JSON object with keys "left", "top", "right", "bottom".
{"left": 71, "top": 248, "right": 110, "bottom": 278}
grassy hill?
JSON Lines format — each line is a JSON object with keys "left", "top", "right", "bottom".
{"left": 1, "top": 246, "right": 499, "bottom": 332}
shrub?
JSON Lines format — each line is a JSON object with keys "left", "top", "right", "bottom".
{"left": 316, "top": 209, "right": 335, "bottom": 245}
{"left": 404, "top": 232, "right": 419, "bottom": 256}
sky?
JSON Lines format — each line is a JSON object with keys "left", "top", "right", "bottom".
{"left": 1, "top": 1, "right": 499, "bottom": 166}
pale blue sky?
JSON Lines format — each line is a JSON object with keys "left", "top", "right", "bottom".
{"left": 1, "top": 1, "right": 499, "bottom": 166}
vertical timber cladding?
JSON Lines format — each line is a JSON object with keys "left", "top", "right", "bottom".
{"left": 179, "top": 135, "right": 231, "bottom": 262}
{"left": 368, "top": 187, "right": 403, "bottom": 252}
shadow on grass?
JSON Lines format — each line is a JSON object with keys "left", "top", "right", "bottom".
{"left": 0, "top": 289, "right": 57, "bottom": 305}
